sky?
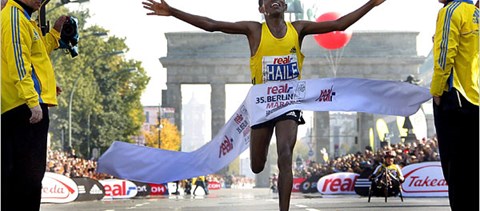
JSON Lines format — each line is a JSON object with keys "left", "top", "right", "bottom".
{"left": 66, "top": 0, "right": 443, "bottom": 106}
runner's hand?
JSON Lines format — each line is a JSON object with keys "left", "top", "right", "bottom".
{"left": 143, "top": 0, "right": 171, "bottom": 16}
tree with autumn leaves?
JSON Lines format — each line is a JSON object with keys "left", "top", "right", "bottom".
{"left": 144, "top": 119, "right": 181, "bottom": 151}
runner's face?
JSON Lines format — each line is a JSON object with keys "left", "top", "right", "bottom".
{"left": 262, "top": 0, "right": 287, "bottom": 15}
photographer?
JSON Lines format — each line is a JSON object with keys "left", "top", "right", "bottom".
{"left": 1, "top": 0, "right": 67, "bottom": 210}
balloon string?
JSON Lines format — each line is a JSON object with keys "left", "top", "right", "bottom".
{"left": 335, "top": 48, "right": 345, "bottom": 76}
{"left": 326, "top": 50, "right": 336, "bottom": 77}
{"left": 325, "top": 47, "right": 347, "bottom": 77}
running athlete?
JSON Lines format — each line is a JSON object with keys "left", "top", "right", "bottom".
{"left": 142, "top": 0, "right": 385, "bottom": 210}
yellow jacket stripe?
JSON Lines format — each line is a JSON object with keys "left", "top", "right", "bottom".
{"left": 431, "top": 0, "right": 479, "bottom": 106}
{"left": 11, "top": 8, "right": 27, "bottom": 80}
{"left": 438, "top": 2, "right": 460, "bottom": 71}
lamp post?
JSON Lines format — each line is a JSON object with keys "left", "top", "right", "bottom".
{"left": 67, "top": 50, "right": 124, "bottom": 150}
{"left": 401, "top": 75, "right": 422, "bottom": 144}
{"left": 67, "top": 76, "right": 81, "bottom": 149}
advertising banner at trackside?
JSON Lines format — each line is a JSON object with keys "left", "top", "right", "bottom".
{"left": 133, "top": 181, "right": 151, "bottom": 197}
{"left": 317, "top": 172, "right": 359, "bottom": 195}
{"left": 99, "top": 179, "right": 138, "bottom": 199}
{"left": 354, "top": 178, "right": 371, "bottom": 196}
{"left": 149, "top": 183, "right": 169, "bottom": 196}
{"left": 208, "top": 181, "right": 222, "bottom": 190}
{"left": 72, "top": 177, "right": 105, "bottom": 201}
{"left": 401, "top": 161, "right": 448, "bottom": 197}
{"left": 300, "top": 174, "right": 321, "bottom": 193}
{"left": 41, "top": 172, "right": 79, "bottom": 203}
{"left": 292, "top": 178, "right": 306, "bottom": 192}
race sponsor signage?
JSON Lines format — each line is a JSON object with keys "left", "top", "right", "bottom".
{"left": 317, "top": 172, "right": 359, "bottom": 195}
{"left": 208, "top": 181, "right": 221, "bottom": 190}
{"left": 353, "top": 178, "right": 371, "bottom": 196}
{"left": 401, "top": 162, "right": 448, "bottom": 197}
{"left": 132, "top": 181, "right": 151, "bottom": 197}
{"left": 300, "top": 174, "right": 321, "bottom": 193}
{"left": 219, "top": 136, "right": 234, "bottom": 158}
{"left": 149, "top": 183, "right": 169, "bottom": 196}
{"left": 72, "top": 177, "right": 105, "bottom": 201}
{"left": 99, "top": 179, "right": 138, "bottom": 199}
{"left": 262, "top": 54, "right": 300, "bottom": 82}
{"left": 41, "top": 172, "right": 79, "bottom": 203}
{"left": 245, "top": 78, "right": 431, "bottom": 127}
{"left": 292, "top": 178, "right": 306, "bottom": 192}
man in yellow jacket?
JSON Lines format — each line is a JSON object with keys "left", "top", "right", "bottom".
{"left": 1, "top": 0, "right": 66, "bottom": 210}
{"left": 431, "top": 0, "right": 479, "bottom": 210}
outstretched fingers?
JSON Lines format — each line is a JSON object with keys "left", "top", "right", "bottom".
{"left": 142, "top": 0, "right": 169, "bottom": 16}
{"left": 142, "top": 0, "right": 154, "bottom": 8}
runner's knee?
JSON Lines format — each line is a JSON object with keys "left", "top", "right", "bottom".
{"left": 251, "top": 161, "right": 265, "bottom": 174}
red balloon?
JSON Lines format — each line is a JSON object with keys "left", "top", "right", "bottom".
{"left": 313, "top": 12, "right": 353, "bottom": 50}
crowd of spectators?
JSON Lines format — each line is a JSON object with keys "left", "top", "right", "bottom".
{"left": 46, "top": 149, "right": 112, "bottom": 180}
{"left": 293, "top": 136, "right": 440, "bottom": 179}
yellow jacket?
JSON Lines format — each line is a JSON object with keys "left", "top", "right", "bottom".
{"left": 1, "top": 0, "right": 60, "bottom": 114}
{"left": 431, "top": 0, "right": 479, "bottom": 106}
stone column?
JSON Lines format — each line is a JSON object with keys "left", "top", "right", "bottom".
{"left": 210, "top": 82, "right": 226, "bottom": 138}
{"left": 162, "top": 82, "right": 182, "bottom": 130}
{"left": 357, "top": 112, "right": 374, "bottom": 151}
{"left": 312, "top": 111, "right": 330, "bottom": 162}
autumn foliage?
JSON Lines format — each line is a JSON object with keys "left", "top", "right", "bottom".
{"left": 144, "top": 119, "right": 181, "bottom": 151}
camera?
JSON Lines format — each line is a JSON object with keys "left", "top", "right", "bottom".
{"left": 59, "top": 16, "right": 79, "bottom": 58}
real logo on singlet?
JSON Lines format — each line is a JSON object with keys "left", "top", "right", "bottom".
{"left": 262, "top": 54, "right": 299, "bottom": 82}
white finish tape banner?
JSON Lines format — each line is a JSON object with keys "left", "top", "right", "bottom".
{"left": 97, "top": 78, "right": 431, "bottom": 184}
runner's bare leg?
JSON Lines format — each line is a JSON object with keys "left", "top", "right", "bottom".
{"left": 250, "top": 126, "right": 274, "bottom": 173}
{"left": 275, "top": 120, "right": 298, "bottom": 211}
